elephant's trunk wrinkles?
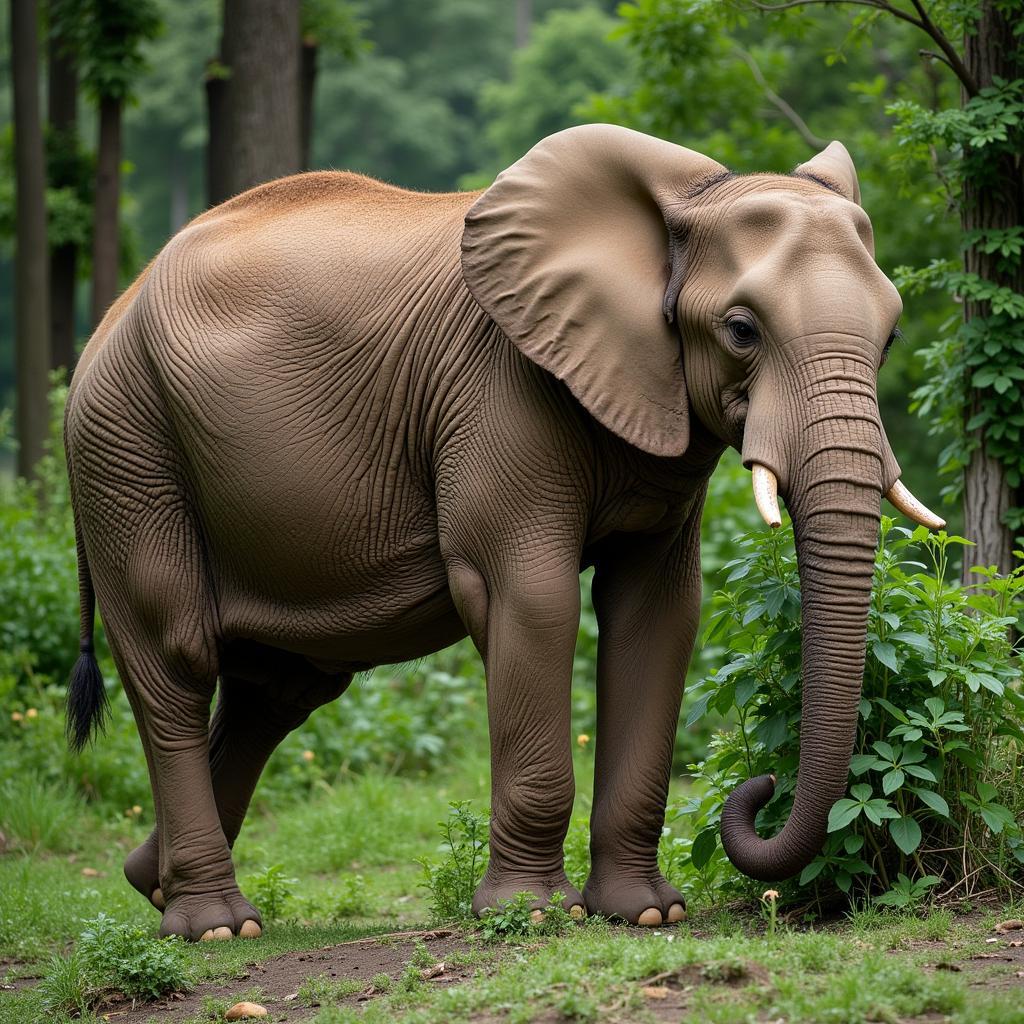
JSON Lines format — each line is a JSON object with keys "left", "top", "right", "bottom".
{"left": 722, "top": 414, "right": 884, "bottom": 882}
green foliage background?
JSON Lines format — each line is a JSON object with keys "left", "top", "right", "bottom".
{"left": 0, "top": 0, "right": 975, "bottom": 527}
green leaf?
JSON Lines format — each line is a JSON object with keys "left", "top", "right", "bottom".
{"left": 903, "top": 764, "right": 937, "bottom": 782}
{"left": 828, "top": 799, "right": 862, "bottom": 832}
{"left": 872, "top": 641, "right": 898, "bottom": 671}
{"left": 926, "top": 670, "right": 948, "bottom": 687}
{"left": 844, "top": 834, "right": 865, "bottom": 854}
{"left": 753, "top": 712, "right": 789, "bottom": 753}
{"left": 889, "top": 816, "right": 922, "bottom": 855}
{"left": 872, "top": 740, "right": 896, "bottom": 762}
{"left": 977, "top": 782, "right": 999, "bottom": 803}
{"left": 850, "top": 753, "right": 878, "bottom": 776}
{"left": 912, "top": 788, "right": 950, "bottom": 818}
{"left": 882, "top": 769, "right": 905, "bottom": 795}
{"left": 690, "top": 827, "right": 718, "bottom": 870}
{"left": 799, "top": 859, "right": 825, "bottom": 885}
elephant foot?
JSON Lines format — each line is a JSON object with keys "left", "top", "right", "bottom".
{"left": 158, "top": 885, "right": 262, "bottom": 942}
{"left": 472, "top": 869, "right": 586, "bottom": 920}
{"left": 583, "top": 869, "right": 686, "bottom": 927}
{"left": 124, "top": 831, "right": 165, "bottom": 910}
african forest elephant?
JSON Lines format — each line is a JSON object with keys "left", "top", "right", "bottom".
{"left": 65, "top": 124, "right": 944, "bottom": 941}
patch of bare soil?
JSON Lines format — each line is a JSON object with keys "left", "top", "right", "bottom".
{"left": 915, "top": 917, "right": 1024, "bottom": 993}
{"left": 0, "top": 958, "right": 43, "bottom": 992}
{"left": 99, "top": 928, "right": 488, "bottom": 1023}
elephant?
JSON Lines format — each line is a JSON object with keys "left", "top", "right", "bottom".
{"left": 64, "top": 123, "right": 944, "bottom": 941}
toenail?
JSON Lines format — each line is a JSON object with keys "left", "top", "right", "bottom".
{"left": 151, "top": 888, "right": 165, "bottom": 911}
{"left": 529, "top": 909, "right": 545, "bottom": 924}
{"left": 200, "top": 929, "right": 216, "bottom": 941}
{"left": 239, "top": 919, "right": 262, "bottom": 939}
{"left": 569, "top": 905, "right": 586, "bottom": 919}
{"left": 637, "top": 907, "right": 663, "bottom": 927}
{"left": 667, "top": 903, "right": 686, "bottom": 923}
{"left": 212, "top": 926, "right": 233, "bottom": 940}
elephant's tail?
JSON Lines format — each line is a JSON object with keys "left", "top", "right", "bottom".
{"left": 66, "top": 510, "right": 108, "bottom": 752}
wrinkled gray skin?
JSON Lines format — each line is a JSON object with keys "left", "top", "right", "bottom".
{"left": 65, "top": 125, "right": 907, "bottom": 941}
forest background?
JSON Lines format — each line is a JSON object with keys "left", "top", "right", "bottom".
{"left": 3, "top": 0, "right": 1014, "bottom": 543}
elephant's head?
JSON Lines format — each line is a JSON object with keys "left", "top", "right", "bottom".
{"left": 461, "top": 124, "right": 943, "bottom": 882}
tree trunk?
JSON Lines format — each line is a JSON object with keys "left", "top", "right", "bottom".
{"left": 90, "top": 94, "right": 122, "bottom": 328}
{"left": 11, "top": 0, "right": 50, "bottom": 478}
{"left": 300, "top": 36, "right": 318, "bottom": 170}
{"left": 48, "top": 30, "right": 79, "bottom": 373}
{"left": 960, "top": 1, "right": 1024, "bottom": 577}
{"left": 205, "top": 64, "right": 230, "bottom": 207}
{"left": 516, "top": 0, "right": 532, "bottom": 48}
{"left": 212, "top": 0, "right": 302, "bottom": 200}
{"left": 170, "top": 146, "right": 189, "bottom": 233}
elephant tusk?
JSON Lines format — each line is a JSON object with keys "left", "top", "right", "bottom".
{"left": 885, "top": 480, "right": 946, "bottom": 530}
{"left": 751, "top": 464, "right": 782, "bottom": 529}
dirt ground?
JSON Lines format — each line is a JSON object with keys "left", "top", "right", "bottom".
{"left": 97, "top": 929, "right": 480, "bottom": 1022}
{"left": 82, "top": 916, "right": 1024, "bottom": 1024}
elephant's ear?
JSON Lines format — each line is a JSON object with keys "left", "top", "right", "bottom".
{"left": 794, "top": 140, "right": 860, "bottom": 204}
{"left": 461, "top": 124, "right": 727, "bottom": 458}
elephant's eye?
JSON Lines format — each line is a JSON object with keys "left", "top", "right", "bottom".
{"left": 727, "top": 318, "right": 759, "bottom": 346}
{"left": 881, "top": 326, "right": 903, "bottom": 366}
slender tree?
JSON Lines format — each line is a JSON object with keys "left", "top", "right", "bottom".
{"left": 11, "top": 0, "right": 51, "bottom": 478}
{"left": 207, "top": 0, "right": 302, "bottom": 205}
{"left": 296, "top": 1, "right": 364, "bottom": 170}
{"left": 47, "top": 10, "right": 79, "bottom": 373}
{"left": 76, "top": 0, "right": 161, "bottom": 328}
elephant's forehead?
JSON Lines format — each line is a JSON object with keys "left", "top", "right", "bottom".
{"left": 681, "top": 176, "right": 881, "bottom": 288}
{"left": 690, "top": 177, "right": 874, "bottom": 256}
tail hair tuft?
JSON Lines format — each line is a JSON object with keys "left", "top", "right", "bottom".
{"left": 66, "top": 643, "right": 109, "bottom": 752}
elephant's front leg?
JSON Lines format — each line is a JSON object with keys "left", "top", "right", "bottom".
{"left": 457, "top": 563, "right": 586, "bottom": 919}
{"left": 583, "top": 507, "right": 703, "bottom": 926}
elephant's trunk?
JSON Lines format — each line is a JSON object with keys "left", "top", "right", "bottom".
{"left": 721, "top": 413, "right": 885, "bottom": 882}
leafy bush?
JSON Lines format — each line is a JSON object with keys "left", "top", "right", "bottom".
{"left": 419, "top": 801, "right": 489, "bottom": 922}
{"left": 246, "top": 863, "right": 298, "bottom": 921}
{"left": 677, "top": 519, "right": 1024, "bottom": 905}
{"left": 39, "top": 913, "right": 191, "bottom": 1013}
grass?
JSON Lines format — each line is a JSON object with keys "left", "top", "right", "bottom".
{"left": 2, "top": 753, "right": 1023, "bottom": 1024}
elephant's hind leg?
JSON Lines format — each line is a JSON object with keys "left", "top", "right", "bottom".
{"left": 126, "top": 649, "right": 352, "bottom": 920}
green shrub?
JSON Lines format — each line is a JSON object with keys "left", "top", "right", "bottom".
{"left": 678, "top": 519, "right": 1024, "bottom": 905}
{"left": 39, "top": 913, "right": 191, "bottom": 1013}
{"left": 419, "top": 801, "right": 489, "bottom": 922}
{"left": 479, "top": 890, "right": 537, "bottom": 940}
{"left": 246, "top": 863, "right": 298, "bottom": 921}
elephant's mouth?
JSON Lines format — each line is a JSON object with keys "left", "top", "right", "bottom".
{"left": 749, "top": 463, "right": 945, "bottom": 533}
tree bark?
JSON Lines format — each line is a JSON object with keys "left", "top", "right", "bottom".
{"left": 210, "top": 0, "right": 302, "bottom": 201}
{"left": 960, "top": 1, "right": 1023, "bottom": 577}
{"left": 300, "top": 36, "right": 318, "bottom": 170}
{"left": 205, "top": 66, "right": 230, "bottom": 207}
{"left": 48, "top": 30, "right": 79, "bottom": 373}
{"left": 90, "top": 94, "right": 122, "bottom": 328}
{"left": 11, "top": 0, "right": 51, "bottom": 478}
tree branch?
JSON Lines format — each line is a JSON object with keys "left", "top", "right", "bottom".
{"left": 748, "top": 0, "right": 979, "bottom": 96}
{"left": 919, "top": 48, "right": 955, "bottom": 74}
{"left": 734, "top": 47, "right": 829, "bottom": 151}
{"left": 908, "top": 0, "right": 979, "bottom": 96}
